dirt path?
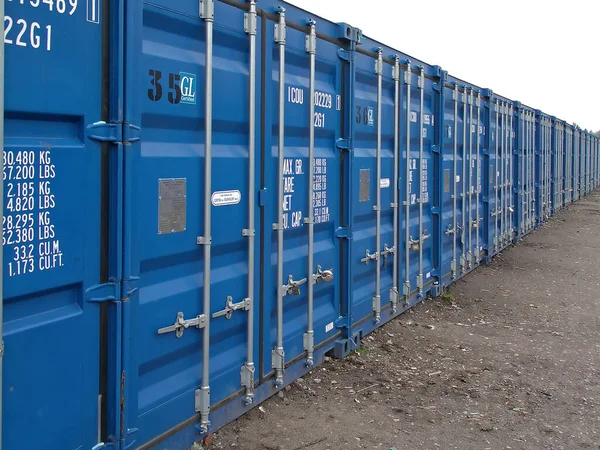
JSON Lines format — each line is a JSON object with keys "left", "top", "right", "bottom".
{"left": 212, "top": 191, "right": 600, "bottom": 450}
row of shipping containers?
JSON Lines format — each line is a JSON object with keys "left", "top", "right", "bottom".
{"left": 2, "top": 0, "right": 600, "bottom": 448}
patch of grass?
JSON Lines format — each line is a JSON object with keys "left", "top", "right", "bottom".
{"left": 440, "top": 292, "right": 454, "bottom": 301}
{"left": 355, "top": 346, "right": 368, "bottom": 356}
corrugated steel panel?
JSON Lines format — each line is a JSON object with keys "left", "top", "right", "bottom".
{"left": 2, "top": 0, "right": 599, "bottom": 448}
{"left": 484, "top": 96, "right": 516, "bottom": 256}
{"left": 3, "top": 0, "right": 111, "bottom": 448}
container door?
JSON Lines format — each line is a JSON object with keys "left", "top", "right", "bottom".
{"left": 555, "top": 123, "right": 564, "bottom": 211}
{"left": 262, "top": 17, "right": 343, "bottom": 377}
{"left": 574, "top": 129, "right": 580, "bottom": 201}
{"left": 488, "top": 100, "right": 514, "bottom": 252}
{"left": 396, "top": 66, "right": 435, "bottom": 304}
{"left": 439, "top": 85, "right": 462, "bottom": 283}
{"left": 578, "top": 131, "right": 584, "bottom": 198}
{"left": 466, "top": 91, "right": 485, "bottom": 266}
{"left": 586, "top": 135, "right": 591, "bottom": 194}
{"left": 122, "top": 1, "right": 260, "bottom": 445}
{"left": 486, "top": 101, "right": 500, "bottom": 256}
{"left": 521, "top": 110, "right": 536, "bottom": 233}
{"left": 456, "top": 90, "right": 469, "bottom": 273}
{"left": 348, "top": 51, "right": 398, "bottom": 325}
{"left": 565, "top": 128, "right": 572, "bottom": 205}
{"left": 3, "top": 1, "right": 107, "bottom": 448}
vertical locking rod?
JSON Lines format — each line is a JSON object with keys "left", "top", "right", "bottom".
{"left": 304, "top": 19, "right": 317, "bottom": 364}
{"left": 475, "top": 92, "right": 481, "bottom": 262}
{"left": 524, "top": 113, "right": 529, "bottom": 229}
{"left": 241, "top": 0, "right": 257, "bottom": 404}
{"left": 527, "top": 112, "right": 535, "bottom": 230}
{"left": 561, "top": 126, "right": 564, "bottom": 206}
{"left": 197, "top": 0, "right": 214, "bottom": 432}
{"left": 467, "top": 89, "right": 473, "bottom": 267}
{"left": 552, "top": 123, "right": 555, "bottom": 211}
{"left": 575, "top": 130, "right": 579, "bottom": 199}
{"left": 373, "top": 48, "right": 383, "bottom": 322}
{"left": 403, "top": 62, "right": 412, "bottom": 299}
{"left": 542, "top": 119, "right": 546, "bottom": 219}
{"left": 529, "top": 113, "right": 533, "bottom": 228}
{"left": 417, "top": 66, "right": 425, "bottom": 296}
{"left": 273, "top": 6, "right": 286, "bottom": 385}
{"left": 562, "top": 126, "right": 564, "bottom": 206}
{"left": 506, "top": 105, "right": 515, "bottom": 242}
{"left": 532, "top": 113, "right": 536, "bottom": 227}
{"left": 525, "top": 113, "right": 529, "bottom": 229}
{"left": 587, "top": 135, "right": 591, "bottom": 193}
{"left": 580, "top": 130, "right": 584, "bottom": 198}
{"left": 557, "top": 124, "right": 565, "bottom": 209}
{"left": 566, "top": 130, "right": 570, "bottom": 203}
{"left": 569, "top": 130, "right": 572, "bottom": 202}
{"left": 391, "top": 56, "right": 400, "bottom": 311}
{"left": 520, "top": 113, "right": 525, "bottom": 234}
{"left": 543, "top": 119, "right": 546, "bottom": 218}
{"left": 461, "top": 89, "right": 467, "bottom": 273}
{"left": 545, "top": 120, "right": 548, "bottom": 217}
{"left": 504, "top": 105, "right": 508, "bottom": 239}
{"left": 526, "top": 113, "right": 531, "bottom": 229}
{"left": 547, "top": 120, "right": 551, "bottom": 217}
{"left": 584, "top": 133, "right": 587, "bottom": 194}
{"left": 494, "top": 101, "right": 505, "bottom": 246}
{"left": 572, "top": 130, "right": 575, "bottom": 200}
{"left": 556, "top": 124, "right": 559, "bottom": 210}
{"left": 451, "top": 85, "right": 458, "bottom": 277}
{"left": 503, "top": 103, "right": 508, "bottom": 242}
{"left": 574, "top": 130, "right": 577, "bottom": 199}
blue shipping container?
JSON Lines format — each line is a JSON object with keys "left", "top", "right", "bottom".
{"left": 2, "top": 0, "right": 599, "bottom": 449}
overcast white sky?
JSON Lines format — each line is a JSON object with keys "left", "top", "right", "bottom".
{"left": 287, "top": 0, "right": 600, "bottom": 132}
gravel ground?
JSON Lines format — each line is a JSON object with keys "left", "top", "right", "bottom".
{"left": 211, "top": 191, "right": 600, "bottom": 450}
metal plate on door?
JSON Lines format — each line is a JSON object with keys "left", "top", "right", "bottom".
{"left": 158, "top": 178, "right": 187, "bottom": 234}
{"left": 359, "top": 169, "right": 371, "bottom": 202}
{"left": 444, "top": 169, "right": 450, "bottom": 193}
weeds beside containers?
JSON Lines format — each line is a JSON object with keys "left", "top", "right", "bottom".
{"left": 2, "top": 0, "right": 599, "bottom": 449}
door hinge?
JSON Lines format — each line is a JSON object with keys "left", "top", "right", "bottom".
{"left": 85, "top": 281, "right": 119, "bottom": 303}
{"left": 87, "top": 121, "right": 122, "bottom": 143}
{"left": 334, "top": 315, "right": 348, "bottom": 329}
{"left": 259, "top": 188, "right": 268, "bottom": 207}
{"left": 87, "top": 121, "right": 141, "bottom": 144}
{"left": 123, "top": 276, "right": 140, "bottom": 299}
{"left": 336, "top": 138, "right": 353, "bottom": 152}
{"left": 123, "top": 123, "right": 141, "bottom": 143}
{"left": 91, "top": 443, "right": 115, "bottom": 450}
{"left": 335, "top": 226, "right": 352, "bottom": 239}
{"left": 123, "top": 427, "right": 140, "bottom": 450}
{"left": 337, "top": 48, "right": 354, "bottom": 62}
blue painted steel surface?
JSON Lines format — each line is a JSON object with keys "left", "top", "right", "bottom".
{"left": 565, "top": 124, "right": 574, "bottom": 206}
{"left": 536, "top": 113, "right": 553, "bottom": 225}
{"left": 122, "top": 1, "right": 263, "bottom": 446}
{"left": 439, "top": 82, "right": 464, "bottom": 284}
{"left": 3, "top": 0, "right": 600, "bottom": 449}
{"left": 3, "top": 1, "right": 109, "bottom": 449}
{"left": 484, "top": 96, "right": 515, "bottom": 257}
{"left": 262, "top": 9, "right": 343, "bottom": 376}
{"left": 350, "top": 49, "right": 401, "bottom": 326}
{"left": 399, "top": 66, "right": 436, "bottom": 300}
